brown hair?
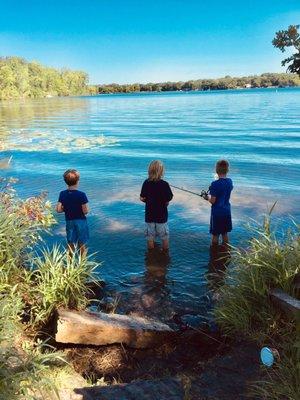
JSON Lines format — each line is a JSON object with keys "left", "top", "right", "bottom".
{"left": 216, "top": 159, "right": 229, "bottom": 175}
{"left": 148, "top": 160, "right": 164, "bottom": 181}
{"left": 63, "top": 169, "right": 80, "bottom": 186}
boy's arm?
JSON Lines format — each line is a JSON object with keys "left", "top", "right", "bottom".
{"left": 56, "top": 192, "right": 64, "bottom": 213}
{"left": 208, "top": 196, "right": 216, "bottom": 204}
{"left": 56, "top": 202, "right": 64, "bottom": 213}
{"left": 82, "top": 203, "right": 89, "bottom": 215}
{"left": 207, "top": 183, "right": 217, "bottom": 204}
{"left": 140, "top": 181, "right": 147, "bottom": 202}
{"left": 166, "top": 183, "right": 173, "bottom": 204}
{"left": 81, "top": 193, "right": 89, "bottom": 215}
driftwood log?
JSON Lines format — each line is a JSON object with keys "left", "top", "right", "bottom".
{"left": 56, "top": 309, "right": 175, "bottom": 349}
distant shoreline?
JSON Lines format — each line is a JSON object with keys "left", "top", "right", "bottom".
{"left": 91, "top": 73, "right": 300, "bottom": 95}
{"left": 92, "top": 85, "right": 300, "bottom": 96}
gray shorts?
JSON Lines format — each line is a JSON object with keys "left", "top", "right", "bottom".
{"left": 145, "top": 222, "right": 169, "bottom": 241}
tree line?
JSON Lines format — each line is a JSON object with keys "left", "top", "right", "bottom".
{"left": 1, "top": 23, "right": 299, "bottom": 100}
{"left": 93, "top": 72, "right": 300, "bottom": 94}
{"left": 0, "top": 57, "right": 89, "bottom": 100}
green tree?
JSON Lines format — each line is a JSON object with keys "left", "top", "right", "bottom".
{"left": 0, "top": 56, "right": 89, "bottom": 100}
{"left": 272, "top": 24, "right": 300, "bottom": 75}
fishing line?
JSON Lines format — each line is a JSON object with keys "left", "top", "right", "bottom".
{"left": 170, "top": 184, "right": 209, "bottom": 199}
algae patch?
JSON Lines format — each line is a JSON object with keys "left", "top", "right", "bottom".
{"left": 0, "top": 129, "right": 119, "bottom": 153}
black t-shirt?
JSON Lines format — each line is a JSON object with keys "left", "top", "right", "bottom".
{"left": 140, "top": 179, "right": 173, "bottom": 223}
{"left": 58, "top": 189, "right": 88, "bottom": 221}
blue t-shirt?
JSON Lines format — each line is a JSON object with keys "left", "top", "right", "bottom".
{"left": 209, "top": 178, "right": 233, "bottom": 217}
{"left": 58, "top": 189, "right": 88, "bottom": 221}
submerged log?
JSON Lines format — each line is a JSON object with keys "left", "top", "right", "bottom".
{"left": 56, "top": 309, "right": 175, "bottom": 349}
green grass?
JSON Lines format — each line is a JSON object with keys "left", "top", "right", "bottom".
{"left": 0, "top": 286, "right": 65, "bottom": 400}
{"left": 214, "top": 221, "right": 299, "bottom": 399}
{"left": 26, "top": 246, "right": 99, "bottom": 328}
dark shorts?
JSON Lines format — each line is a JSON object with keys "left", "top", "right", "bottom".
{"left": 210, "top": 214, "right": 232, "bottom": 235}
{"left": 66, "top": 219, "right": 89, "bottom": 244}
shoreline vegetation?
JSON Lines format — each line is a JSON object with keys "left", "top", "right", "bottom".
{"left": 92, "top": 72, "right": 300, "bottom": 94}
{"left": 0, "top": 177, "right": 100, "bottom": 398}
{"left": 0, "top": 57, "right": 89, "bottom": 100}
{"left": 0, "top": 57, "right": 300, "bottom": 100}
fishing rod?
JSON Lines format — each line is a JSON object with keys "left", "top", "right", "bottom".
{"left": 170, "top": 184, "right": 209, "bottom": 200}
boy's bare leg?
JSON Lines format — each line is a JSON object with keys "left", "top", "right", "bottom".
{"left": 222, "top": 233, "right": 229, "bottom": 245}
{"left": 79, "top": 243, "right": 87, "bottom": 257}
{"left": 211, "top": 235, "right": 219, "bottom": 245}
{"left": 147, "top": 239, "right": 155, "bottom": 249}
{"left": 162, "top": 239, "right": 169, "bottom": 251}
{"left": 67, "top": 243, "right": 75, "bottom": 258}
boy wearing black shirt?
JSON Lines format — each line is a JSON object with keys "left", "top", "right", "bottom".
{"left": 140, "top": 160, "right": 173, "bottom": 250}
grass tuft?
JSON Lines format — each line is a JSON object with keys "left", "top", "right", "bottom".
{"left": 27, "top": 246, "right": 100, "bottom": 327}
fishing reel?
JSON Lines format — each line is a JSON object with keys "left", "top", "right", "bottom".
{"left": 200, "top": 190, "right": 209, "bottom": 200}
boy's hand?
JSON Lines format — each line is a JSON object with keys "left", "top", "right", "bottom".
{"left": 140, "top": 196, "right": 146, "bottom": 203}
{"left": 82, "top": 203, "right": 89, "bottom": 215}
{"left": 200, "top": 190, "right": 209, "bottom": 200}
{"left": 56, "top": 202, "right": 64, "bottom": 213}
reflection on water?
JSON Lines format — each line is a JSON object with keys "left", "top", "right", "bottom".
{"left": 206, "top": 244, "right": 231, "bottom": 291}
{"left": 0, "top": 98, "right": 119, "bottom": 153}
{"left": 142, "top": 246, "right": 171, "bottom": 317}
{"left": 115, "top": 246, "right": 172, "bottom": 321}
{"left": 0, "top": 97, "right": 90, "bottom": 134}
{"left": 208, "top": 244, "right": 231, "bottom": 273}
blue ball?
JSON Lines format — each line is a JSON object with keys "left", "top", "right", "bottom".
{"left": 260, "top": 347, "right": 274, "bottom": 367}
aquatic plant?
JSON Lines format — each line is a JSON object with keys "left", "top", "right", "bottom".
{"left": 214, "top": 221, "right": 299, "bottom": 399}
{"left": 1, "top": 129, "right": 119, "bottom": 153}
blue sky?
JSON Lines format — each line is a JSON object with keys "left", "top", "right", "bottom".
{"left": 0, "top": 1, "right": 299, "bottom": 84}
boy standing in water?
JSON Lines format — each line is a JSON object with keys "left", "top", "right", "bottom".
{"left": 206, "top": 160, "right": 233, "bottom": 245}
{"left": 140, "top": 160, "right": 173, "bottom": 250}
{"left": 56, "top": 169, "right": 89, "bottom": 255}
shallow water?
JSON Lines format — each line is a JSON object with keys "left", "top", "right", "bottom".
{"left": 1, "top": 88, "right": 299, "bottom": 322}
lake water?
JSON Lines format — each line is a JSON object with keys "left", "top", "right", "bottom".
{"left": 1, "top": 88, "right": 299, "bottom": 324}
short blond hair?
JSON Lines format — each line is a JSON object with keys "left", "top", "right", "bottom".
{"left": 148, "top": 160, "right": 164, "bottom": 181}
{"left": 216, "top": 160, "right": 229, "bottom": 175}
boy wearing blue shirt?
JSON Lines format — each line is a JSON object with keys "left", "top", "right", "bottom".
{"left": 206, "top": 160, "right": 233, "bottom": 245}
{"left": 56, "top": 169, "right": 89, "bottom": 255}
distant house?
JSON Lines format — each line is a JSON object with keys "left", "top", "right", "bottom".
{"left": 245, "top": 83, "right": 252, "bottom": 88}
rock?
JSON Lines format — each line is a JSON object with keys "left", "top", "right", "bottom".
{"left": 270, "top": 288, "right": 300, "bottom": 320}
{"left": 56, "top": 309, "right": 176, "bottom": 349}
